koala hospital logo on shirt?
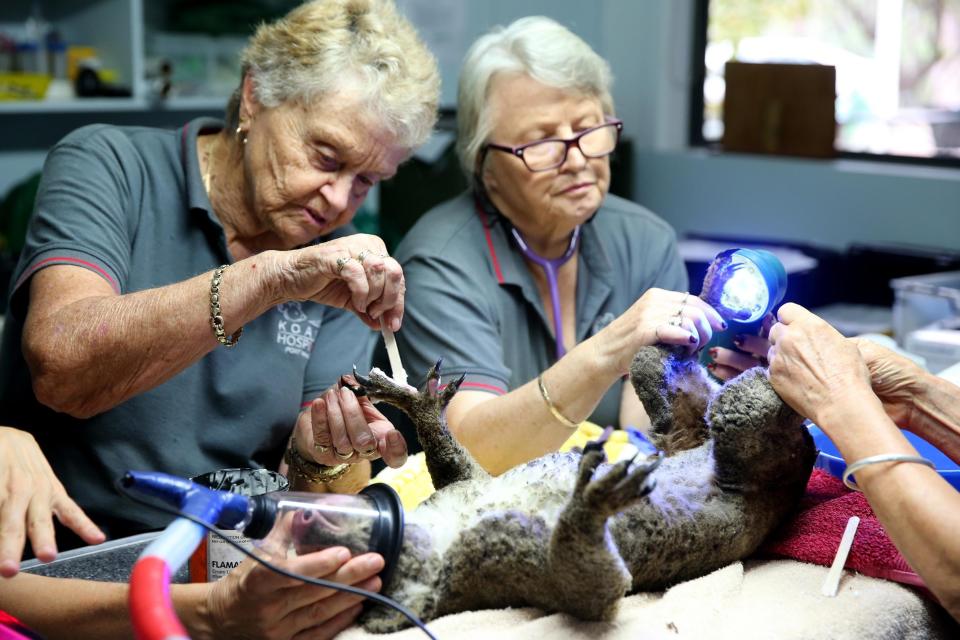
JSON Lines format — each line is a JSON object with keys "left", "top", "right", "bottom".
{"left": 276, "top": 302, "right": 320, "bottom": 359}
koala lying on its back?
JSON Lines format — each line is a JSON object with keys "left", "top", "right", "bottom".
{"left": 350, "top": 345, "right": 816, "bottom": 632}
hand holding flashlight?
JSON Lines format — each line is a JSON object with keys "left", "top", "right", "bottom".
{"left": 595, "top": 288, "right": 726, "bottom": 375}
{"left": 700, "top": 249, "right": 787, "bottom": 379}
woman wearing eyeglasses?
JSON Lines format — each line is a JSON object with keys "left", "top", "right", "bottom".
{"left": 388, "top": 16, "right": 725, "bottom": 475}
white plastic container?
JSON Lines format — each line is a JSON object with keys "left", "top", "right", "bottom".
{"left": 905, "top": 324, "right": 960, "bottom": 374}
{"left": 891, "top": 270, "right": 960, "bottom": 345}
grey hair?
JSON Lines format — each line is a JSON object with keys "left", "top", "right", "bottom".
{"left": 226, "top": 0, "right": 440, "bottom": 149}
{"left": 456, "top": 16, "right": 614, "bottom": 188}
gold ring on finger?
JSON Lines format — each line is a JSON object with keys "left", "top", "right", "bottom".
{"left": 314, "top": 443, "right": 330, "bottom": 454}
{"left": 356, "top": 250, "right": 369, "bottom": 264}
{"left": 334, "top": 449, "right": 354, "bottom": 461}
{"left": 358, "top": 448, "right": 378, "bottom": 459}
{"left": 336, "top": 256, "right": 351, "bottom": 274}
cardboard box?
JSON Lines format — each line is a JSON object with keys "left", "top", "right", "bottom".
{"left": 723, "top": 61, "right": 836, "bottom": 158}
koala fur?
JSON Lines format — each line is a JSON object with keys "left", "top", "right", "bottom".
{"left": 353, "top": 345, "right": 816, "bottom": 632}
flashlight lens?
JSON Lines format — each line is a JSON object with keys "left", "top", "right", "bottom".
{"left": 720, "top": 257, "right": 769, "bottom": 323}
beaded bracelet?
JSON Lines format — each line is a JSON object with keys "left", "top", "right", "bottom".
{"left": 210, "top": 264, "right": 243, "bottom": 347}
{"left": 284, "top": 441, "right": 351, "bottom": 484}
{"left": 842, "top": 453, "right": 935, "bottom": 491}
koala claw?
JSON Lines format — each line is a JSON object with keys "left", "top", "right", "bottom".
{"left": 580, "top": 451, "right": 662, "bottom": 518}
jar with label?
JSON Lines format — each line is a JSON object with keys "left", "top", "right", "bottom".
{"left": 188, "top": 468, "right": 288, "bottom": 582}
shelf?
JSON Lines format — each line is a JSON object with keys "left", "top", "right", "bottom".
{"left": 0, "top": 97, "right": 147, "bottom": 113}
{"left": 161, "top": 95, "right": 229, "bottom": 111}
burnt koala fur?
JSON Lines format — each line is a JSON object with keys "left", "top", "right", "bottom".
{"left": 354, "top": 345, "right": 816, "bottom": 632}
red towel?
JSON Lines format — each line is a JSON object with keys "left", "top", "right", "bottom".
{"left": 762, "top": 468, "right": 930, "bottom": 595}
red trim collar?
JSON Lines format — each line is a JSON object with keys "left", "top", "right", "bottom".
{"left": 474, "top": 201, "right": 504, "bottom": 284}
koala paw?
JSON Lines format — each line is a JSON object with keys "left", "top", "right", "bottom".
{"left": 576, "top": 449, "right": 663, "bottom": 519}
{"left": 354, "top": 358, "right": 463, "bottom": 418}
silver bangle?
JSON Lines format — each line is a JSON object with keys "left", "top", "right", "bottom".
{"left": 537, "top": 374, "right": 580, "bottom": 430}
{"left": 842, "top": 453, "right": 935, "bottom": 491}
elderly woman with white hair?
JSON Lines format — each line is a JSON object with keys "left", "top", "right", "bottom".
{"left": 392, "top": 16, "right": 725, "bottom": 475}
{"left": 0, "top": 0, "right": 438, "bottom": 636}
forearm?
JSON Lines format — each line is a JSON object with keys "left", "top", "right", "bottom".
{"left": 908, "top": 375, "right": 960, "bottom": 464}
{"left": 24, "top": 253, "right": 282, "bottom": 417}
{"left": 861, "top": 462, "right": 960, "bottom": 620}
{"left": 452, "top": 339, "right": 621, "bottom": 475}
{"left": 0, "top": 573, "right": 133, "bottom": 639}
{"left": 821, "top": 400, "right": 960, "bottom": 620}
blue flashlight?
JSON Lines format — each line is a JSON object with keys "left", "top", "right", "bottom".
{"left": 699, "top": 248, "right": 787, "bottom": 356}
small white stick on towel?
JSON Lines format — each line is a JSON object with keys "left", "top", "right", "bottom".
{"left": 821, "top": 515, "right": 860, "bottom": 597}
{"left": 381, "top": 322, "right": 408, "bottom": 387}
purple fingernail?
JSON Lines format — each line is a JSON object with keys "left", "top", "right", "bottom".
{"left": 721, "top": 321, "right": 728, "bottom": 330}
{"left": 689, "top": 335, "right": 697, "bottom": 344}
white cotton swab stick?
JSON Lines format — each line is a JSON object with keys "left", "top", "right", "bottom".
{"left": 380, "top": 322, "right": 408, "bottom": 387}
{"left": 821, "top": 515, "right": 860, "bottom": 597}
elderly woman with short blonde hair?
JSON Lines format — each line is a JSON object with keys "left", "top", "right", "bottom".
{"left": 392, "top": 16, "right": 724, "bottom": 475}
{"left": 0, "top": 0, "right": 438, "bottom": 636}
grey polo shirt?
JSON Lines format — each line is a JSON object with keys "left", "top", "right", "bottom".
{"left": 0, "top": 118, "right": 373, "bottom": 541}
{"left": 391, "top": 191, "right": 687, "bottom": 427}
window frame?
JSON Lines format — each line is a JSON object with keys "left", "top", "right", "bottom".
{"left": 688, "top": 0, "right": 960, "bottom": 169}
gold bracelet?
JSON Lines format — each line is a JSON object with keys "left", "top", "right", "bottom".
{"left": 537, "top": 374, "right": 580, "bottom": 430}
{"left": 210, "top": 264, "right": 243, "bottom": 347}
{"left": 283, "top": 441, "right": 351, "bottom": 484}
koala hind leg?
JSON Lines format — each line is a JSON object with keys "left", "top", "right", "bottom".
{"left": 355, "top": 359, "right": 487, "bottom": 489}
{"left": 544, "top": 446, "right": 662, "bottom": 620}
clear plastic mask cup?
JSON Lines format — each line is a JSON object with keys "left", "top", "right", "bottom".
{"left": 244, "top": 484, "right": 404, "bottom": 584}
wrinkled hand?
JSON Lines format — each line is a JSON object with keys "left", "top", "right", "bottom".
{"left": 294, "top": 377, "right": 408, "bottom": 469}
{"left": 601, "top": 288, "right": 726, "bottom": 374}
{"left": 279, "top": 234, "right": 405, "bottom": 331}
{"left": 0, "top": 427, "right": 105, "bottom": 577}
{"left": 708, "top": 313, "right": 775, "bottom": 380}
{"left": 205, "top": 546, "right": 384, "bottom": 640}
{"left": 766, "top": 303, "right": 874, "bottom": 425}
{"left": 850, "top": 337, "right": 925, "bottom": 427}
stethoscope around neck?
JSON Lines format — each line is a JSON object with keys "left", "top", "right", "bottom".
{"left": 509, "top": 224, "right": 581, "bottom": 361}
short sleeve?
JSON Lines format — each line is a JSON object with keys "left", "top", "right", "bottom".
{"left": 394, "top": 255, "right": 509, "bottom": 394}
{"left": 10, "top": 128, "right": 139, "bottom": 317}
{"left": 302, "top": 306, "right": 375, "bottom": 404}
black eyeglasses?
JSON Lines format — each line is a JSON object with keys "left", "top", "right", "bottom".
{"left": 484, "top": 119, "right": 623, "bottom": 172}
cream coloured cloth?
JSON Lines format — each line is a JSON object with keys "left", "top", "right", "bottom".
{"left": 339, "top": 559, "right": 956, "bottom": 640}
